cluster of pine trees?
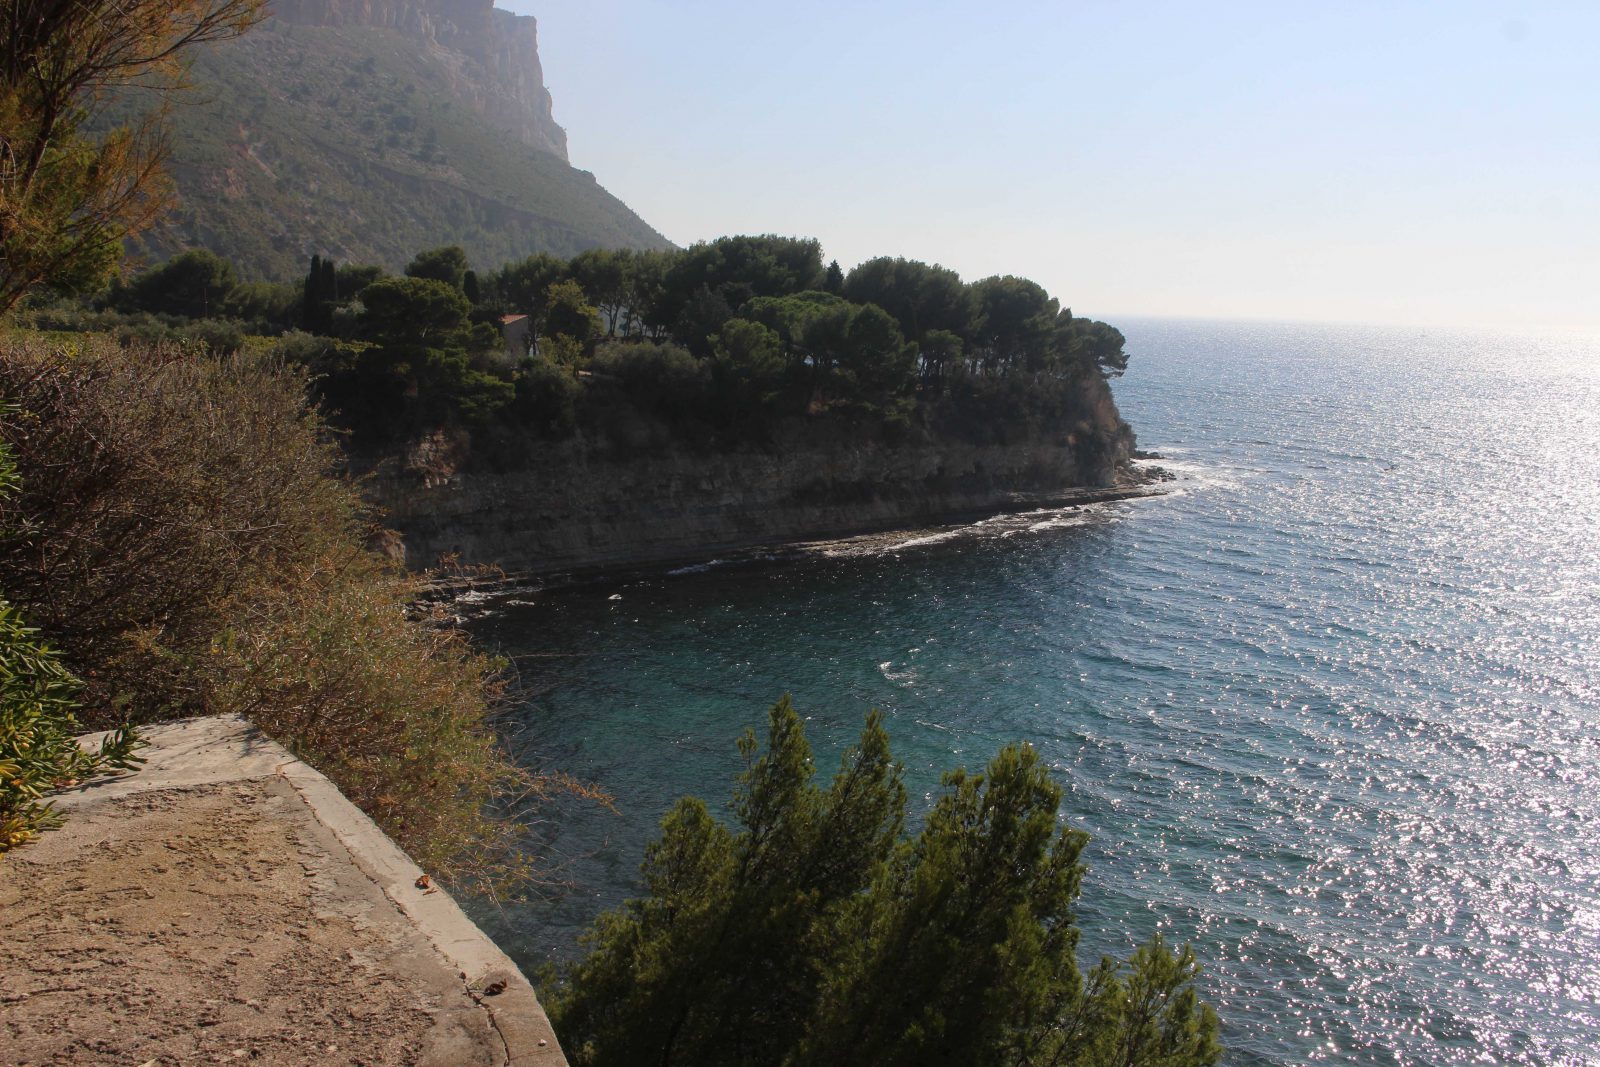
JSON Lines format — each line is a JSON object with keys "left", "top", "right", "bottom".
{"left": 546, "top": 697, "right": 1221, "bottom": 1067}
{"left": 36, "top": 236, "right": 1130, "bottom": 459}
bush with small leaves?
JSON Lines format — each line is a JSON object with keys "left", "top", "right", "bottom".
{"left": 0, "top": 436, "right": 142, "bottom": 855}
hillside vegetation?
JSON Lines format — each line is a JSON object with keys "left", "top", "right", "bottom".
{"left": 28, "top": 236, "right": 1133, "bottom": 481}
{"left": 0, "top": 334, "right": 559, "bottom": 884}
{"left": 100, "top": 17, "right": 670, "bottom": 279}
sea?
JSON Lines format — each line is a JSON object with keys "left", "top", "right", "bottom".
{"left": 464, "top": 318, "right": 1600, "bottom": 1066}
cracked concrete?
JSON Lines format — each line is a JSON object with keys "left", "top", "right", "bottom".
{"left": 0, "top": 716, "right": 567, "bottom": 1066}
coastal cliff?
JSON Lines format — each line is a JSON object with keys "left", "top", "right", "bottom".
{"left": 271, "top": 0, "right": 567, "bottom": 158}
{"left": 367, "top": 427, "right": 1137, "bottom": 575}
{"left": 111, "top": 1, "right": 669, "bottom": 278}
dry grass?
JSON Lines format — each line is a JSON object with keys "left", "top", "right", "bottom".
{"left": 0, "top": 332, "right": 577, "bottom": 888}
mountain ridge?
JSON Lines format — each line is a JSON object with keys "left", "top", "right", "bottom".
{"left": 270, "top": 0, "right": 568, "bottom": 159}
{"left": 116, "top": 3, "right": 670, "bottom": 280}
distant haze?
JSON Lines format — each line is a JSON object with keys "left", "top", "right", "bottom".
{"left": 505, "top": 1, "right": 1598, "bottom": 336}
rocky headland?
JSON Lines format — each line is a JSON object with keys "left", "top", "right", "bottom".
{"left": 366, "top": 422, "right": 1152, "bottom": 578}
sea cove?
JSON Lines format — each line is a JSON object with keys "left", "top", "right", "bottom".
{"left": 468, "top": 318, "right": 1600, "bottom": 1066}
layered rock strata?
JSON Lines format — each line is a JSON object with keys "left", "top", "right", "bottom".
{"left": 368, "top": 431, "right": 1137, "bottom": 575}
{"left": 271, "top": 0, "right": 567, "bottom": 158}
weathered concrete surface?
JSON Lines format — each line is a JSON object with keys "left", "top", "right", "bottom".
{"left": 0, "top": 716, "right": 566, "bottom": 1067}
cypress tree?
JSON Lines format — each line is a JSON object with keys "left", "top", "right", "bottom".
{"left": 319, "top": 257, "right": 337, "bottom": 308}
{"left": 302, "top": 254, "right": 322, "bottom": 330}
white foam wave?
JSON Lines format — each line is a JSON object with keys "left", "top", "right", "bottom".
{"left": 894, "top": 529, "right": 968, "bottom": 550}
{"left": 878, "top": 661, "right": 920, "bottom": 687}
{"left": 1136, "top": 449, "right": 1249, "bottom": 491}
{"left": 667, "top": 558, "right": 728, "bottom": 576}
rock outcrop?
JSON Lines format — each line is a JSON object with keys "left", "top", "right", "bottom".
{"left": 124, "top": 1, "right": 668, "bottom": 279}
{"left": 271, "top": 0, "right": 567, "bottom": 159}
{"left": 367, "top": 429, "right": 1137, "bottom": 575}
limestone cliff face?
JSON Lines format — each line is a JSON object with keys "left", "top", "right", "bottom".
{"left": 367, "top": 430, "right": 1136, "bottom": 575}
{"left": 270, "top": 0, "right": 567, "bottom": 159}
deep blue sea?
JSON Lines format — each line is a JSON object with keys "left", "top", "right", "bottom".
{"left": 466, "top": 319, "right": 1600, "bottom": 1066}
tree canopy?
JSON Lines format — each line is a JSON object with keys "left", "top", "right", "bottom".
{"left": 546, "top": 697, "right": 1222, "bottom": 1067}
{"left": 117, "top": 248, "right": 237, "bottom": 318}
{"left": 328, "top": 275, "right": 512, "bottom": 434}
{"left": 30, "top": 236, "right": 1132, "bottom": 459}
{"left": 0, "top": 0, "right": 265, "bottom": 315}
{"left": 405, "top": 245, "right": 470, "bottom": 289}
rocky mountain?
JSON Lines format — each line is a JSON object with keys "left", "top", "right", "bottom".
{"left": 270, "top": 0, "right": 568, "bottom": 159}
{"left": 114, "top": 0, "right": 669, "bottom": 280}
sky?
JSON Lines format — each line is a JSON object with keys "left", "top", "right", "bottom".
{"left": 500, "top": 1, "right": 1599, "bottom": 335}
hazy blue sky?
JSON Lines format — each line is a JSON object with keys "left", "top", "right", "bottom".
{"left": 501, "top": 1, "right": 1597, "bottom": 334}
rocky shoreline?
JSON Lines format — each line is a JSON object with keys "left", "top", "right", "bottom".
{"left": 418, "top": 470, "right": 1172, "bottom": 607}
{"left": 372, "top": 425, "right": 1162, "bottom": 583}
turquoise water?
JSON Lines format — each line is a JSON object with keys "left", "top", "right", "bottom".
{"left": 467, "top": 319, "right": 1600, "bottom": 1066}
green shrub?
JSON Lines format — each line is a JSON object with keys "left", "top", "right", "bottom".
{"left": 513, "top": 357, "right": 581, "bottom": 441}
{"left": 590, "top": 341, "right": 709, "bottom": 424}
{"left": 116, "top": 249, "right": 239, "bottom": 319}
{"left": 0, "top": 600, "right": 142, "bottom": 854}
{"left": 546, "top": 697, "right": 1221, "bottom": 1067}
{"left": 0, "top": 435, "right": 141, "bottom": 855}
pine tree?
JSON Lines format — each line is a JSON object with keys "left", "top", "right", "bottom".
{"left": 546, "top": 698, "right": 1222, "bottom": 1067}
{"left": 0, "top": 0, "right": 264, "bottom": 315}
{"left": 823, "top": 259, "right": 845, "bottom": 295}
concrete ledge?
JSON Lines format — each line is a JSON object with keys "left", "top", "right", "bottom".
{"left": 6, "top": 715, "right": 567, "bottom": 1066}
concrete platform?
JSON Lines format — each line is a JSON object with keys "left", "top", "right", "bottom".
{"left": 0, "top": 716, "right": 568, "bottom": 1066}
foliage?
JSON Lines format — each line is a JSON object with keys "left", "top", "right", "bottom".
{"left": 19, "top": 297, "right": 265, "bottom": 354}
{"left": 406, "top": 245, "right": 470, "bottom": 289}
{"left": 541, "top": 278, "right": 603, "bottom": 359}
{"left": 1061, "top": 317, "right": 1130, "bottom": 379}
{"left": 822, "top": 258, "right": 844, "bottom": 294}
{"left": 969, "top": 275, "right": 1059, "bottom": 376}
{"left": 116, "top": 248, "right": 238, "bottom": 318}
{"left": 709, "top": 318, "right": 788, "bottom": 435}
{"left": 0, "top": 434, "right": 143, "bottom": 854}
{"left": 832, "top": 302, "right": 918, "bottom": 422}
{"left": 654, "top": 236, "right": 828, "bottom": 353}
{"left": 0, "top": 334, "right": 554, "bottom": 884}
{"left": 488, "top": 252, "right": 568, "bottom": 322}
{"left": 589, "top": 341, "right": 709, "bottom": 429}
{"left": 35, "top": 235, "right": 1133, "bottom": 462}
{"left": 336, "top": 261, "right": 386, "bottom": 297}
{"left": 360, "top": 274, "right": 473, "bottom": 348}
{"left": 546, "top": 698, "right": 1222, "bottom": 1067}
{"left": 349, "top": 275, "right": 513, "bottom": 433}
{"left": 511, "top": 356, "right": 580, "bottom": 441}
{"left": 223, "top": 278, "right": 299, "bottom": 326}
{"left": 0, "top": 598, "right": 145, "bottom": 854}
{"left": 0, "top": 0, "right": 265, "bottom": 315}
{"left": 568, "top": 248, "right": 631, "bottom": 335}
{"left": 844, "top": 256, "right": 973, "bottom": 343}
{"left": 301, "top": 253, "right": 338, "bottom": 333}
